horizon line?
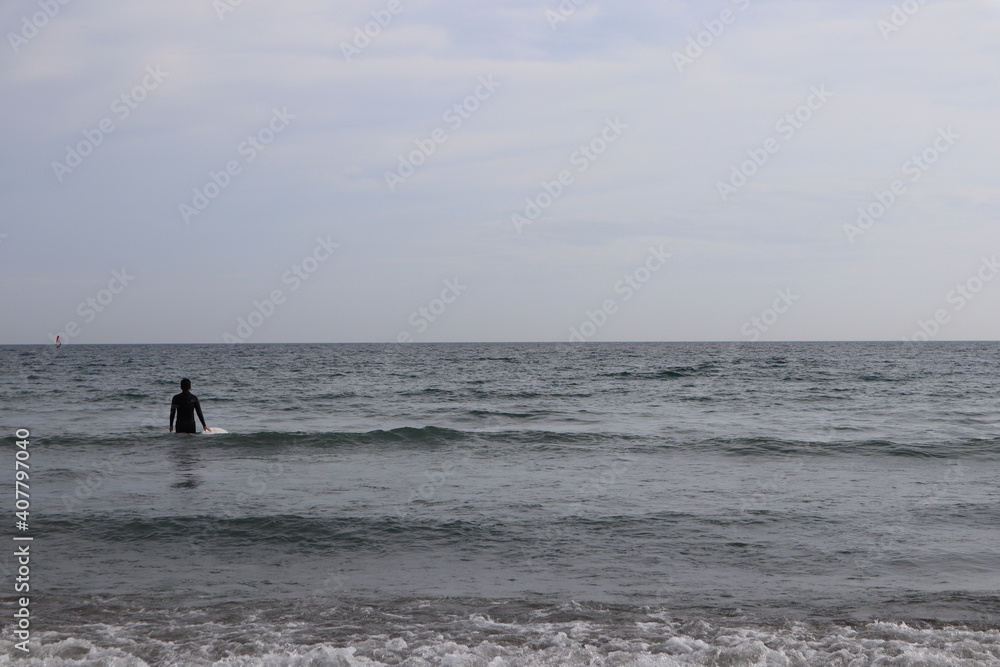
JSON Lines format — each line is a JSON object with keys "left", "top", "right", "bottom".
{"left": 4, "top": 340, "right": 1000, "bottom": 346}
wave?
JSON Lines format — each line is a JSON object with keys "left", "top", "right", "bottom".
{"left": 468, "top": 389, "right": 595, "bottom": 399}
{"left": 466, "top": 409, "right": 555, "bottom": 419}
{"left": 37, "top": 427, "right": 1000, "bottom": 458}
{"left": 36, "top": 510, "right": 790, "bottom": 552}
{"left": 48, "top": 426, "right": 632, "bottom": 450}
{"left": 400, "top": 387, "right": 455, "bottom": 396}
{"left": 692, "top": 436, "right": 1000, "bottom": 458}
{"left": 204, "top": 425, "right": 472, "bottom": 448}
{"left": 38, "top": 514, "right": 514, "bottom": 550}
{"left": 107, "top": 391, "right": 154, "bottom": 400}
{"left": 26, "top": 508, "right": 943, "bottom": 552}
{"left": 5, "top": 600, "right": 999, "bottom": 666}
{"left": 601, "top": 366, "right": 708, "bottom": 379}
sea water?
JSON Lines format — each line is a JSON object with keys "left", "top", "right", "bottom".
{"left": 2, "top": 342, "right": 1000, "bottom": 665}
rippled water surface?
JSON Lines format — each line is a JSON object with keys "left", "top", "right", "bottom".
{"left": 2, "top": 342, "right": 999, "bottom": 665}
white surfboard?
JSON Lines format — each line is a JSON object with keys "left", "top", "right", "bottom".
{"left": 202, "top": 427, "right": 228, "bottom": 434}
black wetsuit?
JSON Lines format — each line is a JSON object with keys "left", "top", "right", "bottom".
{"left": 170, "top": 390, "right": 205, "bottom": 434}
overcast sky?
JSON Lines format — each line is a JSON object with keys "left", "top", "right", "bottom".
{"left": 1, "top": 0, "right": 997, "bottom": 344}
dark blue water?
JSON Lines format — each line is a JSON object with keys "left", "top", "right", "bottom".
{"left": 2, "top": 342, "right": 1000, "bottom": 665}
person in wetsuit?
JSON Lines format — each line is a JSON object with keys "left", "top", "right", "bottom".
{"left": 169, "top": 378, "right": 211, "bottom": 433}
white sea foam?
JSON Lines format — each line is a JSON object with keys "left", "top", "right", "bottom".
{"left": 4, "top": 619, "right": 1000, "bottom": 666}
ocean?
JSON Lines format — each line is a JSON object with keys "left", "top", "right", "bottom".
{"left": 2, "top": 342, "right": 1000, "bottom": 665}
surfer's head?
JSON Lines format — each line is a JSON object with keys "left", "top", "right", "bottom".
{"left": 180, "top": 378, "right": 191, "bottom": 391}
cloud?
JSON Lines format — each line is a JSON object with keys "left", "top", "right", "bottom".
{"left": 1, "top": 0, "right": 998, "bottom": 343}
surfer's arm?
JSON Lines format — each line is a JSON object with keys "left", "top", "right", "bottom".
{"left": 195, "top": 401, "right": 207, "bottom": 430}
{"left": 169, "top": 403, "right": 176, "bottom": 431}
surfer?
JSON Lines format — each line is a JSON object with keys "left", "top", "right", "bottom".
{"left": 169, "top": 378, "right": 211, "bottom": 434}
